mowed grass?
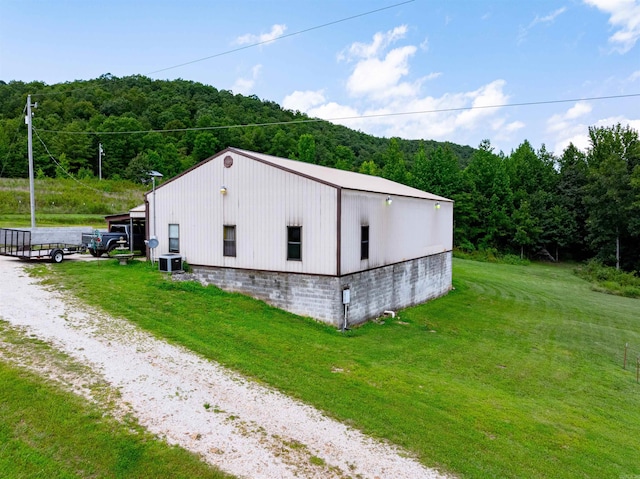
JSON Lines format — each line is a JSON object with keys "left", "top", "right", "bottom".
{"left": 0, "top": 360, "right": 232, "bottom": 479}
{"left": 0, "top": 213, "right": 107, "bottom": 228}
{"left": 39, "top": 258, "right": 640, "bottom": 478}
{"left": 0, "top": 176, "right": 148, "bottom": 228}
{"left": 0, "top": 178, "right": 146, "bottom": 217}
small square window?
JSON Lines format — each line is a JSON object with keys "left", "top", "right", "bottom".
{"left": 287, "top": 226, "right": 302, "bottom": 261}
{"left": 169, "top": 224, "right": 179, "bottom": 253}
{"left": 361, "top": 225, "right": 369, "bottom": 260}
{"left": 223, "top": 225, "right": 236, "bottom": 257}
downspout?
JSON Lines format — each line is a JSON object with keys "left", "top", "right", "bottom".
{"left": 144, "top": 196, "right": 150, "bottom": 261}
{"left": 336, "top": 187, "right": 350, "bottom": 330}
{"left": 129, "top": 215, "right": 134, "bottom": 255}
{"left": 336, "top": 187, "right": 341, "bottom": 277}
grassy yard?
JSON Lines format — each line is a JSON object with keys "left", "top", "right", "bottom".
{"left": 0, "top": 177, "right": 147, "bottom": 228}
{"left": 0, "top": 328, "right": 232, "bottom": 479}
{"left": 0, "top": 178, "right": 149, "bottom": 218}
{"left": 34, "top": 258, "right": 640, "bottom": 478}
{"left": 0, "top": 213, "right": 108, "bottom": 228}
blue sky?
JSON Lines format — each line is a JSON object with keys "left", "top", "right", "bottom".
{"left": 1, "top": 0, "right": 639, "bottom": 155}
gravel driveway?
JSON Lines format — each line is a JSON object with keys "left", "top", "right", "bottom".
{"left": 0, "top": 255, "right": 449, "bottom": 479}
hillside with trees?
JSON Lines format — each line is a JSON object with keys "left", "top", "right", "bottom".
{"left": 1, "top": 76, "right": 639, "bottom": 270}
{"left": 0, "top": 75, "right": 473, "bottom": 180}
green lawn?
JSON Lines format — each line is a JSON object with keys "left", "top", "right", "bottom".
{"left": 0, "top": 353, "right": 232, "bottom": 479}
{"left": 33, "top": 258, "right": 640, "bottom": 478}
{"left": 0, "top": 213, "right": 107, "bottom": 228}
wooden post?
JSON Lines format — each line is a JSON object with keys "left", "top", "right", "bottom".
{"left": 624, "top": 343, "right": 628, "bottom": 369}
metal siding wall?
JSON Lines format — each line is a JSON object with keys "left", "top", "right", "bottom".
{"left": 152, "top": 152, "right": 337, "bottom": 275}
{"left": 153, "top": 158, "right": 220, "bottom": 266}
{"left": 340, "top": 191, "right": 453, "bottom": 275}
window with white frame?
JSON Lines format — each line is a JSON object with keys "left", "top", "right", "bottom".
{"left": 223, "top": 225, "right": 236, "bottom": 257}
{"left": 169, "top": 224, "right": 179, "bottom": 253}
{"left": 361, "top": 225, "right": 369, "bottom": 260}
{"left": 287, "top": 226, "right": 301, "bottom": 261}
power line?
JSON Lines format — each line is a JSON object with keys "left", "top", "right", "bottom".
{"left": 147, "top": 0, "right": 415, "bottom": 75}
{"left": 32, "top": 128, "right": 107, "bottom": 193}
{"left": 0, "top": 121, "right": 25, "bottom": 177}
{"left": 30, "top": 0, "right": 414, "bottom": 98}
{"left": 34, "top": 92, "right": 640, "bottom": 136}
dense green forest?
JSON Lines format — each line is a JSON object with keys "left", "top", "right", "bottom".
{"left": 1, "top": 75, "right": 639, "bottom": 270}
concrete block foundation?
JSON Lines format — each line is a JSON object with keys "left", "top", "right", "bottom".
{"left": 190, "top": 251, "right": 452, "bottom": 327}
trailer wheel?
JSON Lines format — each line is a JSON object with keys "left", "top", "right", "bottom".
{"left": 51, "top": 249, "right": 64, "bottom": 264}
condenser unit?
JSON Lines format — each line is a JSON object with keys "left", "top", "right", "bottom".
{"left": 159, "top": 254, "right": 182, "bottom": 273}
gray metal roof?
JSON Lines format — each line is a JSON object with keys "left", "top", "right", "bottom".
{"left": 231, "top": 148, "right": 452, "bottom": 202}
{"left": 129, "top": 203, "right": 146, "bottom": 218}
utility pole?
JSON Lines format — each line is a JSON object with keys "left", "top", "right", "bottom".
{"left": 25, "top": 95, "right": 37, "bottom": 228}
{"left": 148, "top": 170, "right": 163, "bottom": 265}
{"left": 616, "top": 233, "right": 620, "bottom": 270}
{"left": 98, "top": 143, "right": 104, "bottom": 180}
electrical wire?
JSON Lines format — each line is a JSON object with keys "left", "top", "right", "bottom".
{"left": 30, "top": 0, "right": 414, "bottom": 98}
{"left": 147, "top": 0, "right": 415, "bottom": 75}
{"left": 32, "top": 128, "right": 108, "bottom": 193}
{"left": 33, "top": 92, "right": 640, "bottom": 136}
{"left": 0, "top": 120, "right": 25, "bottom": 177}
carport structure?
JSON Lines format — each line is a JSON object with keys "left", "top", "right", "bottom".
{"left": 104, "top": 204, "right": 147, "bottom": 254}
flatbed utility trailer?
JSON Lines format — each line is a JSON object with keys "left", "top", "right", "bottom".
{"left": 0, "top": 228, "right": 89, "bottom": 263}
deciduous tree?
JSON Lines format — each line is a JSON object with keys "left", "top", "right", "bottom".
{"left": 382, "top": 138, "right": 407, "bottom": 184}
{"left": 298, "top": 133, "right": 316, "bottom": 164}
{"left": 584, "top": 124, "right": 640, "bottom": 269}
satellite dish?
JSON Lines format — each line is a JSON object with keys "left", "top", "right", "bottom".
{"left": 148, "top": 237, "right": 159, "bottom": 249}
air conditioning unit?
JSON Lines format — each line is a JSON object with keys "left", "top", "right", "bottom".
{"left": 159, "top": 254, "right": 182, "bottom": 273}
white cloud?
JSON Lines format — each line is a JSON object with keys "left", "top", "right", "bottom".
{"left": 342, "top": 26, "right": 444, "bottom": 102}
{"left": 291, "top": 80, "right": 515, "bottom": 146}
{"left": 547, "top": 101, "right": 591, "bottom": 132}
{"left": 455, "top": 80, "right": 509, "bottom": 129}
{"left": 546, "top": 102, "right": 590, "bottom": 152}
{"left": 491, "top": 119, "right": 527, "bottom": 153}
{"left": 505, "top": 120, "right": 526, "bottom": 133}
{"left": 628, "top": 118, "right": 640, "bottom": 131}
{"left": 551, "top": 115, "right": 640, "bottom": 153}
{"left": 235, "top": 24, "right": 287, "bottom": 46}
{"left": 306, "top": 102, "right": 361, "bottom": 122}
{"left": 547, "top": 101, "right": 595, "bottom": 153}
{"left": 518, "top": 7, "right": 567, "bottom": 44}
{"left": 231, "top": 64, "right": 262, "bottom": 95}
{"left": 346, "top": 45, "right": 418, "bottom": 99}
{"left": 554, "top": 132, "right": 591, "bottom": 154}
{"left": 594, "top": 115, "right": 640, "bottom": 132}
{"left": 536, "top": 7, "right": 568, "bottom": 24}
{"left": 283, "top": 26, "right": 521, "bottom": 148}
{"left": 583, "top": 0, "right": 640, "bottom": 53}
{"left": 282, "top": 90, "right": 326, "bottom": 112}
{"left": 546, "top": 100, "right": 640, "bottom": 154}
{"left": 565, "top": 101, "right": 593, "bottom": 119}
{"left": 341, "top": 25, "right": 408, "bottom": 61}
{"left": 629, "top": 70, "right": 640, "bottom": 81}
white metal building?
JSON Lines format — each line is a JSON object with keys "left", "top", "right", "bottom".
{"left": 146, "top": 147, "right": 453, "bottom": 326}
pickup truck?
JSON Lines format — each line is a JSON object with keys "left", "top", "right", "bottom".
{"left": 82, "top": 224, "right": 146, "bottom": 257}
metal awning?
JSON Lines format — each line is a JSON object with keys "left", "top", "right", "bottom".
{"left": 104, "top": 204, "right": 146, "bottom": 223}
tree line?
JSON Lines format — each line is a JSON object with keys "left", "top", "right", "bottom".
{"left": 0, "top": 75, "right": 472, "bottom": 180}
{"left": 382, "top": 129, "right": 639, "bottom": 272}
{"left": 0, "top": 76, "right": 638, "bottom": 270}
